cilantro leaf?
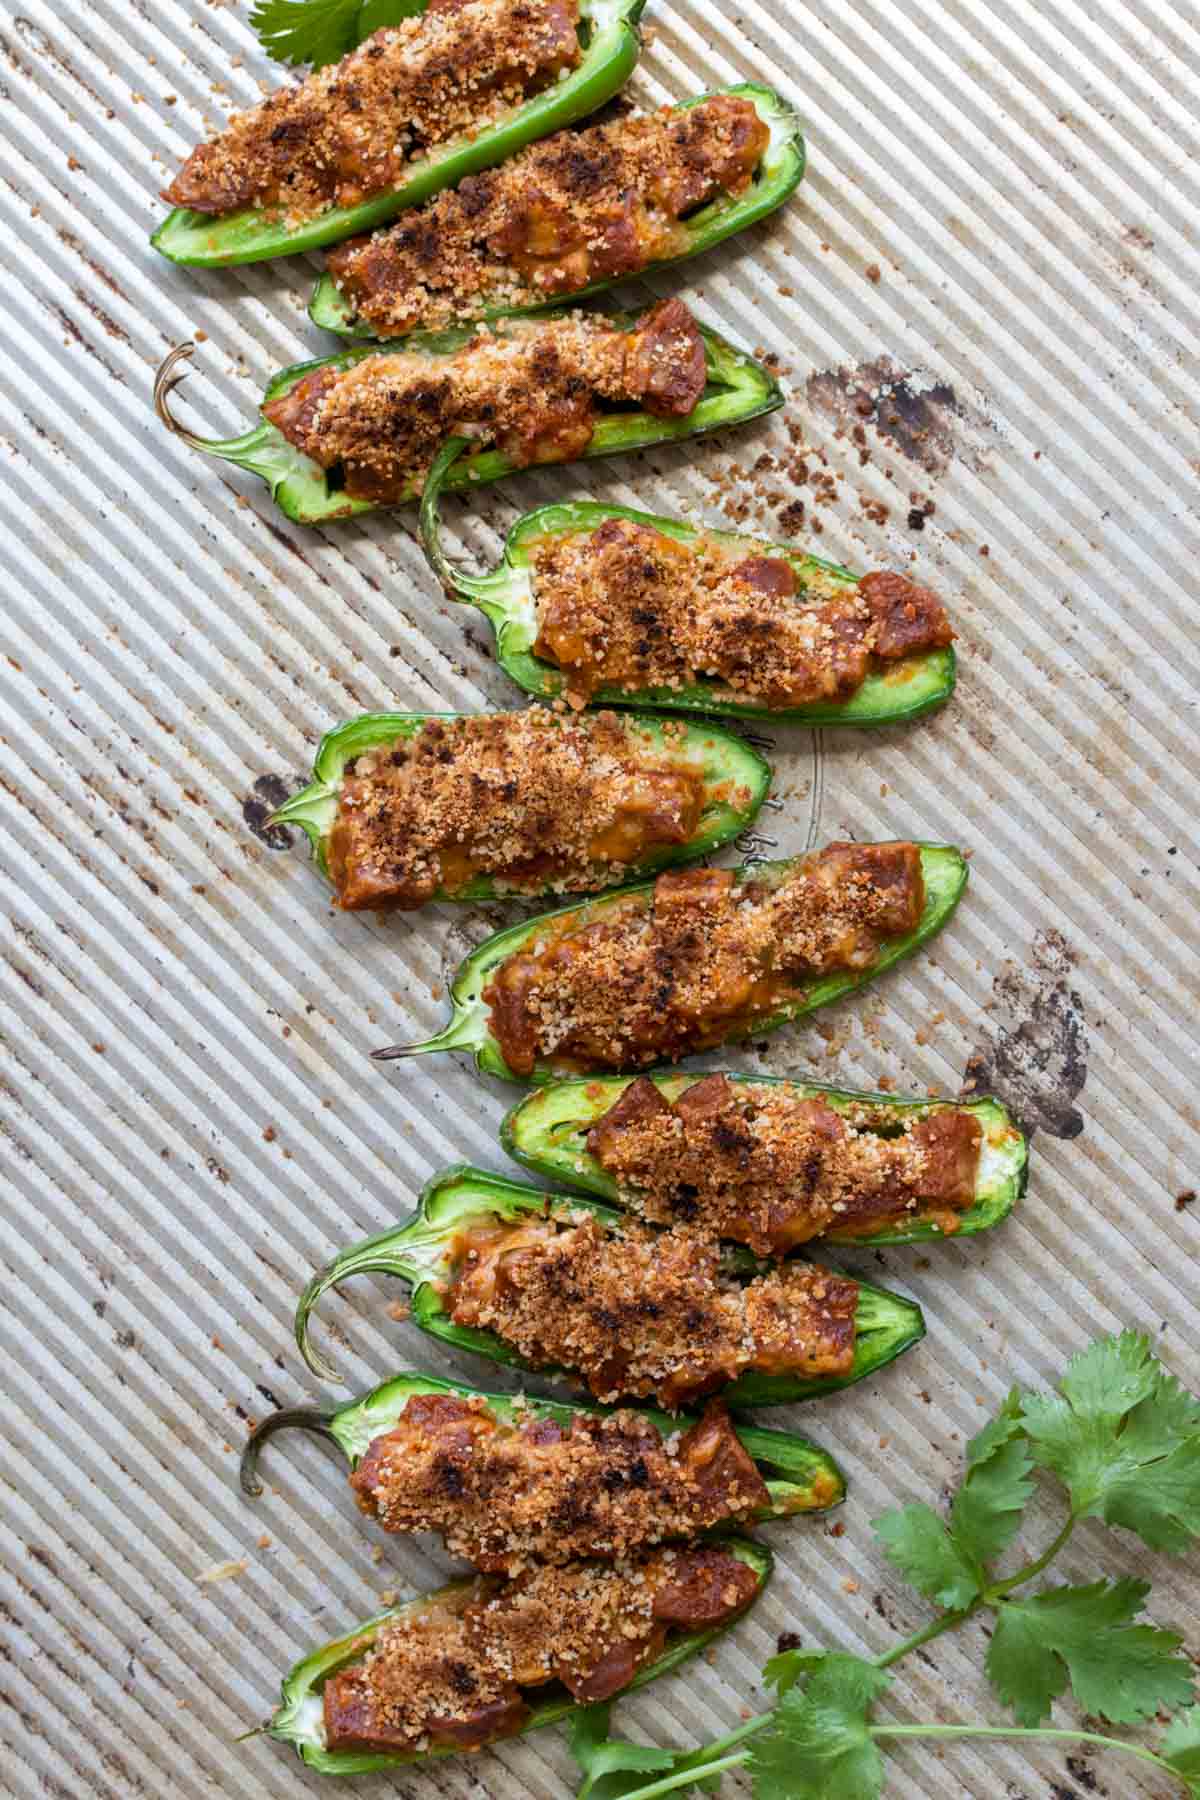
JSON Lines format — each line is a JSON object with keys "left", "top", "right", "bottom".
{"left": 874, "top": 1504, "right": 982, "bottom": 1611}
{"left": 874, "top": 1389, "right": 1034, "bottom": 1607}
{"left": 964, "top": 1386, "right": 1025, "bottom": 1468}
{"left": 1161, "top": 1707, "right": 1200, "bottom": 1795}
{"left": 748, "top": 1653, "right": 890, "bottom": 1800}
{"left": 951, "top": 1434, "right": 1035, "bottom": 1568}
{"left": 986, "top": 1578, "right": 1195, "bottom": 1727}
{"left": 1022, "top": 1332, "right": 1200, "bottom": 1552}
{"left": 763, "top": 1647, "right": 829, "bottom": 1696}
{"left": 568, "top": 1704, "right": 678, "bottom": 1800}
{"left": 250, "top": 0, "right": 421, "bottom": 69}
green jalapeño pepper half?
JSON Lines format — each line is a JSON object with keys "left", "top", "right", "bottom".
{"left": 371, "top": 844, "right": 968, "bottom": 1082}
{"left": 295, "top": 1165, "right": 926, "bottom": 1404}
{"left": 153, "top": 0, "right": 646, "bottom": 268}
{"left": 502, "top": 1076, "right": 1029, "bottom": 1245}
{"left": 420, "top": 482, "right": 956, "bottom": 726}
{"left": 270, "top": 708, "right": 770, "bottom": 897}
{"left": 240, "top": 1368, "right": 846, "bottom": 1521}
{"left": 266, "top": 1534, "right": 771, "bottom": 1775}
{"left": 308, "top": 83, "right": 804, "bottom": 339}
{"left": 152, "top": 308, "right": 781, "bottom": 525}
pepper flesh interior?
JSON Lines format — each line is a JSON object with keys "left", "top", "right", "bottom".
{"left": 484, "top": 842, "right": 928, "bottom": 1076}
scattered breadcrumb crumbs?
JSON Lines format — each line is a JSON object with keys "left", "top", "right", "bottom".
{"left": 195, "top": 1557, "right": 249, "bottom": 1584}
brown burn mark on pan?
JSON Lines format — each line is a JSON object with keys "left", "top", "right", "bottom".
{"left": 963, "top": 929, "right": 1087, "bottom": 1139}
{"left": 242, "top": 774, "right": 295, "bottom": 850}
{"left": 806, "top": 356, "right": 965, "bottom": 476}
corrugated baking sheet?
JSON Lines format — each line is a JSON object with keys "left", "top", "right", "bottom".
{"left": 2, "top": 0, "right": 1197, "bottom": 1793}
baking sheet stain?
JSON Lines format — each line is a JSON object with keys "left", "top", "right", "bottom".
{"left": 964, "top": 928, "right": 1088, "bottom": 1138}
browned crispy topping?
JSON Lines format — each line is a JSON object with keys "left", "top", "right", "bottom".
{"left": 444, "top": 1211, "right": 859, "bottom": 1405}
{"left": 350, "top": 1391, "right": 770, "bottom": 1568}
{"left": 327, "top": 709, "right": 715, "bottom": 910}
{"left": 162, "top": 0, "right": 581, "bottom": 223}
{"left": 327, "top": 95, "right": 768, "bottom": 334}
{"left": 484, "top": 843, "right": 926, "bottom": 1075}
{"left": 322, "top": 1545, "right": 758, "bottom": 1754}
{"left": 529, "top": 517, "right": 954, "bottom": 707}
{"left": 587, "top": 1074, "right": 983, "bottom": 1251}
{"left": 261, "top": 301, "right": 707, "bottom": 501}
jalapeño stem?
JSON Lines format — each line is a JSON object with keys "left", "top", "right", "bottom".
{"left": 240, "top": 1408, "right": 339, "bottom": 1496}
{"left": 419, "top": 436, "right": 495, "bottom": 599}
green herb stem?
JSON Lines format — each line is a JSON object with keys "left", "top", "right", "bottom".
{"left": 871, "top": 1722, "right": 1176, "bottom": 1777}
{"left": 874, "top": 1604, "right": 979, "bottom": 1671}
{"left": 984, "top": 1514, "right": 1078, "bottom": 1600}
{"left": 605, "top": 1750, "right": 751, "bottom": 1798}
{"left": 681, "top": 1714, "right": 774, "bottom": 1758}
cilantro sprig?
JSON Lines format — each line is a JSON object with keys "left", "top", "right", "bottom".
{"left": 249, "top": 0, "right": 422, "bottom": 68}
{"left": 569, "top": 1334, "right": 1200, "bottom": 1799}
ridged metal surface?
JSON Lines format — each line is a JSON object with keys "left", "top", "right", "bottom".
{"left": 1, "top": 0, "right": 1197, "bottom": 1793}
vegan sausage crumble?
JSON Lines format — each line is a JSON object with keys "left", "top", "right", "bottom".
{"left": 588, "top": 1073, "right": 984, "bottom": 1252}
{"left": 163, "top": 0, "right": 582, "bottom": 223}
{"left": 261, "top": 300, "right": 709, "bottom": 501}
{"left": 528, "top": 516, "right": 954, "bottom": 707}
{"left": 484, "top": 841, "right": 928, "bottom": 1075}
{"left": 327, "top": 94, "right": 769, "bottom": 334}
{"left": 326, "top": 708, "right": 727, "bottom": 910}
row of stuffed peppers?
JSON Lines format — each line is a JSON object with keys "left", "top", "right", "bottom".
{"left": 246, "top": 1369, "right": 833, "bottom": 1772}
{"left": 252, "top": 1078, "right": 1025, "bottom": 1771}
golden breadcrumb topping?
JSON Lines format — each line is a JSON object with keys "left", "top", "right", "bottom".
{"left": 327, "top": 95, "right": 768, "bottom": 333}
{"left": 484, "top": 844, "right": 926, "bottom": 1075}
{"left": 529, "top": 517, "right": 954, "bottom": 706}
{"left": 327, "top": 709, "right": 718, "bottom": 910}
{"left": 162, "top": 0, "right": 581, "bottom": 223}
{"left": 351, "top": 1391, "right": 769, "bottom": 1569}
{"left": 322, "top": 1545, "right": 758, "bottom": 1753}
{"left": 445, "top": 1211, "right": 859, "bottom": 1405}
{"left": 261, "top": 301, "right": 707, "bottom": 501}
{"left": 587, "top": 1074, "right": 983, "bottom": 1252}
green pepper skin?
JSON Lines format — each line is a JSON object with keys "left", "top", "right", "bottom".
{"left": 240, "top": 1367, "right": 846, "bottom": 1520}
{"left": 152, "top": 0, "right": 645, "bottom": 267}
{"left": 267, "top": 1533, "right": 772, "bottom": 1775}
{"left": 371, "top": 844, "right": 968, "bottom": 1083}
{"left": 271, "top": 708, "right": 770, "bottom": 892}
{"left": 309, "top": 83, "right": 804, "bottom": 338}
{"left": 294, "top": 1165, "right": 926, "bottom": 1404}
{"left": 502, "top": 1075, "right": 1029, "bottom": 1245}
{"left": 153, "top": 310, "right": 782, "bottom": 524}
{"left": 422, "top": 492, "right": 956, "bottom": 726}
